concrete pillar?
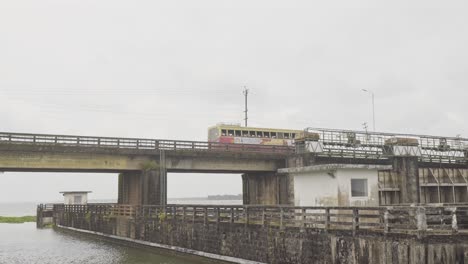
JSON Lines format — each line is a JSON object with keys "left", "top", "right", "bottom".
{"left": 118, "top": 172, "right": 141, "bottom": 205}
{"left": 242, "top": 172, "right": 291, "bottom": 205}
{"left": 141, "top": 169, "right": 167, "bottom": 205}
{"left": 393, "top": 157, "right": 420, "bottom": 204}
{"left": 117, "top": 169, "right": 167, "bottom": 205}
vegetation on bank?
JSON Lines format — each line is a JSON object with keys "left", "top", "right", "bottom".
{"left": 0, "top": 216, "right": 36, "bottom": 223}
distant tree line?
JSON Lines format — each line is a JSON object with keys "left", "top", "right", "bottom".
{"left": 207, "top": 194, "right": 242, "bottom": 200}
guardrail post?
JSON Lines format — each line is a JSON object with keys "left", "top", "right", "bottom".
{"left": 384, "top": 209, "right": 390, "bottom": 234}
{"left": 216, "top": 207, "right": 220, "bottom": 228}
{"left": 172, "top": 206, "right": 176, "bottom": 223}
{"left": 192, "top": 206, "right": 196, "bottom": 224}
{"left": 451, "top": 208, "right": 458, "bottom": 234}
{"left": 230, "top": 208, "right": 235, "bottom": 224}
{"left": 325, "top": 208, "right": 330, "bottom": 231}
{"left": 182, "top": 206, "right": 186, "bottom": 222}
{"left": 262, "top": 207, "right": 266, "bottom": 227}
{"left": 280, "top": 207, "right": 284, "bottom": 230}
{"left": 203, "top": 207, "right": 208, "bottom": 226}
{"left": 301, "top": 208, "right": 307, "bottom": 231}
{"left": 245, "top": 207, "right": 249, "bottom": 228}
{"left": 416, "top": 207, "right": 427, "bottom": 239}
{"left": 352, "top": 208, "right": 359, "bottom": 235}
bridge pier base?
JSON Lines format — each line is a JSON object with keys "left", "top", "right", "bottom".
{"left": 118, "top": 169, "right": 167, "bottom": 205}
{"left": 242, "top": 172, "right": 292, "bottom": 205}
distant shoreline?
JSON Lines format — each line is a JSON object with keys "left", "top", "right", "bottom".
{"left": 0, "top": 216, "right": 36, "bottom": 224}
{"left": 170, "top": 195, "right": 242, "bottom": 201}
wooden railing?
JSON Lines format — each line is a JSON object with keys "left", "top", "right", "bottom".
{"left": 0, "top": 132, "right": 293, "bottom": 154}
{"left": 52, "top": 203, "right": 468, "bottom": 236}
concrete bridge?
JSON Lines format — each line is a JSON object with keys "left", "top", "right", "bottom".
{"left": 1, "top": 129, "right": 468, "bottom": 207}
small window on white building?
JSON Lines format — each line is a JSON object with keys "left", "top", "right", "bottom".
{"left": 74, "top": 195, "right": 82, "bottom": 204}
{"left": 351, "top": 179, "right": 368, "bottom": 197}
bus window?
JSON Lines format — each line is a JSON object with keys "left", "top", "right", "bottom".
{"left": 235, "top": 130, "right": 241, "bottom": 136}
{"left": 249, "top": 131, "right": 256, "bottom": 137}
{"left": 284, "top": 133, "right": 290, "bottom": 139}
{"left": 221, "top": 129, "right": 227, "bottom": 136}
{"left": 228, "top": 130, "right": 234, "bottom": 136}
{"left": 264, "top": 132, "right": 270, "bottom": 138}
{"left": 271, "top": 132, "right": 277, "bottom": 138}
{"left": 256, "top": 131, "right": 263, "bottom": 137}
{"left": 242, "top": 131, "right": 249, "bottom": 137}
{"left": 292, "top": 133, "right": 296, "bottom": 139}
{"left": 277, "top": 132, "right": 284, "bottom": 139}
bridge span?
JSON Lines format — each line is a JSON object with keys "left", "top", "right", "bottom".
{"left": 1, "top": 130, "right": 468, "bottom": 207}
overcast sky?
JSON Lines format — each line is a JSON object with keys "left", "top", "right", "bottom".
{"left": 1, "top": 0, "right": 467, "bottom": 203}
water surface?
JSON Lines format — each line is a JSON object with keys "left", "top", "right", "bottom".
{"left": 0, "top": 223, "right": 218, "bottom": 264}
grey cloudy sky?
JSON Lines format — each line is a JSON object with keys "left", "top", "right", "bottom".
{"left": 1, "top": 0, "right": 467, "bottom": 202}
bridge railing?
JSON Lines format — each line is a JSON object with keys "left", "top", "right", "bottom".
{"left": 51, "top": 203, "right": 468, "bottom": 236}
{"left": 0, "top": 132, "right": 293, "bottom": 154}
{"left": 3, "top": 130, "right": 467, "bottom": 162}
{"left": 308, "top": 128, "right": 468, "bottom": 163}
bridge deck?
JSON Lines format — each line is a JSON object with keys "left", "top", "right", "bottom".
{"left": 0, "top": 131, "right": 466, "bottom": 164}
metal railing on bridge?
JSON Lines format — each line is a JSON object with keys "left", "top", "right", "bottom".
{"left": 2, "top": 129, "right": 467, "bottom": 162}
{"left": 0, "top": 132, "right": 292, "bottom": 154}
{"left": 304, "top": 127, "right": 468, "bottom": 163}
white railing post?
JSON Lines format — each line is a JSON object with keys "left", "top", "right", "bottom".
{"left": 416, "top": 207, "right": 427, "bottom": 239}
{"left": 451, "top": 207, "right": 458, "bottom": 234}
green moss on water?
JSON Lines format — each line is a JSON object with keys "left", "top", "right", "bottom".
{"left": 0, "top": 216, "right": 36, "bottom": 224}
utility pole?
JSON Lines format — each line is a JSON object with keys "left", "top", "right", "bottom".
{"left": 361, "top": 89, "right": 376, "bottom": 131}
{"left": 243, "top": 87, "right": 249, "bottom": 127}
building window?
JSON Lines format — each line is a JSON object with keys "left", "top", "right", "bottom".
{"left": 351, "top": 179, "right": 368, "bottom": 197}
{"left": 74, "top": 195, "right": 82, "bottom": 204}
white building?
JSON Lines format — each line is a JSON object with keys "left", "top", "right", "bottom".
{"left": 60, "top": 191, "right": 91, "bottom": 205}
{"left": 279, "top": 164, "right": 391, "bottom": 207}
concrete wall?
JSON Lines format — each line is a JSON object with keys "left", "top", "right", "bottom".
{"left": 58, "top": 211, "right": 468, "bottom": 264}
{"left": 293, "top": 168, "right": 379, "bottom": 206}
{"left": 0, "top": 147, "right": 283, "bottom": 173}
{"left": 336, "top": 169, "right": 379, "bottom": 206}
{"left": 63, "top": 193, "right": 88, "bottom": 205}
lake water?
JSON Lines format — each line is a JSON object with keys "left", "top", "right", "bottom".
{"left": 0, "top": 223, "right": 219, "bottom": 264}
{"left": 0, "top": 199, "right": 242, "bottom": 264}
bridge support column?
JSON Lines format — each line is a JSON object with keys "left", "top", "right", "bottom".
{"left": 118, "top": 172, "right": 141, "bottom": 205}
{"left": 393, "top": 157, "right": 420, "bottom": 204}
{"left": 242, "top": 172, "right": 291, "bottom": 205}
{"left": 118, "top": 169, "right": 167, "bottom": 205}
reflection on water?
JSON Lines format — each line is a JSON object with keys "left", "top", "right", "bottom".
{"left": 0, "top": 223, "right": 215, "bottom": 264}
